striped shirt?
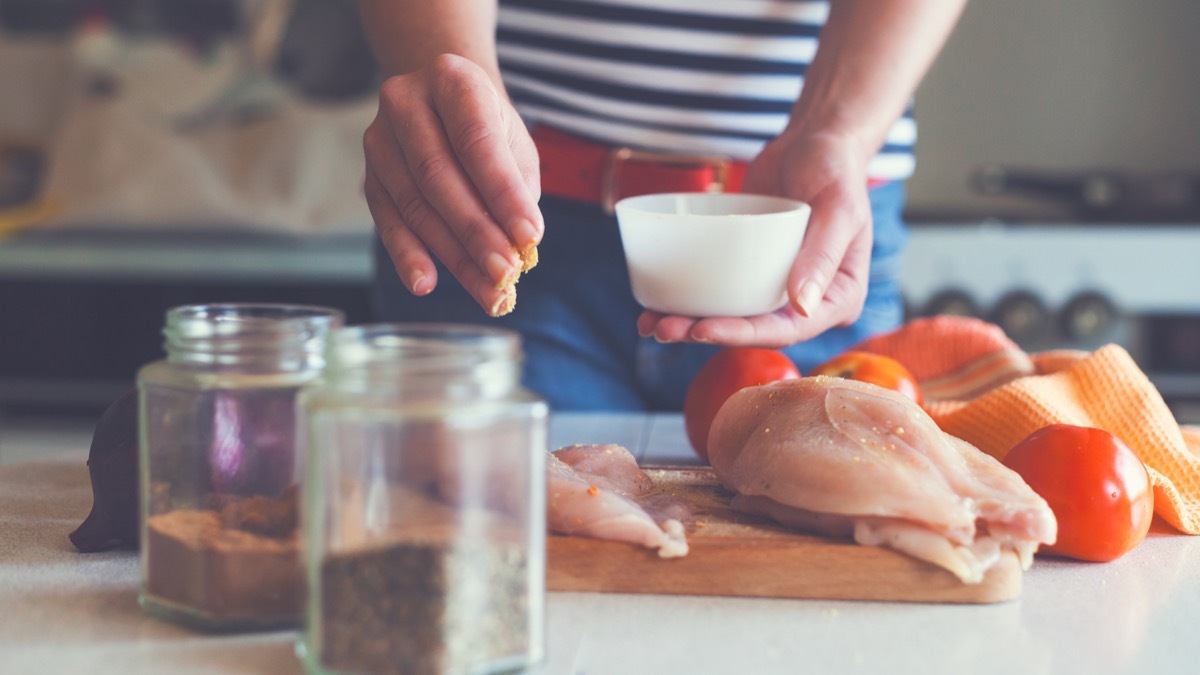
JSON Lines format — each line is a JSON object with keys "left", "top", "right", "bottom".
{"left": 496, "top": 0, "right": 916, "bottom": 181}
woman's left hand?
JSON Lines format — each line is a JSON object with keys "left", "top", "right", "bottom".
{"left": 636, "top": 129, "right": 874, "bottom": 348}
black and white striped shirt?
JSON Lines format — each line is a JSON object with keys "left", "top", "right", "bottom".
{"left": 496, "top": 0, "right": 916, "bottom": 181}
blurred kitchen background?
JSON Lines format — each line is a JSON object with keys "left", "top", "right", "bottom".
{"left": 1, "top": 0, "right": 1199, "bottom": 422}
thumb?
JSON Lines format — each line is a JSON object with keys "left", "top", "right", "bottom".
{"left": 786, "top": 186, "right": 871, "bottom": 318}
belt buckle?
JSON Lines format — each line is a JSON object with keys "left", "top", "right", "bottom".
{"left": 601, "top": 147, "right": 733, "bottom": 215}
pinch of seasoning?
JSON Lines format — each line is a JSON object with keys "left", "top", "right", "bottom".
{"left": 894, "top": 426, "right": 905, "bottom": 435}
{"left": 586, "top": 485, "right": 599, "bottom": 496}
{"left": 518, "top": 243, "right": 539, "bottom": 272}
{"left": 764, "top": 427, "right": 771, "bottom": 433}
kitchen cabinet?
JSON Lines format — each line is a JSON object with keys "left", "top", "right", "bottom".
{"left": 0, "top": 230, "right": 373, "bottom": 411}
{"left": 7, "top": 222, "right": 1200, "bottom": 421}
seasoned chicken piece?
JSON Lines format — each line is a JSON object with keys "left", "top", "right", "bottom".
{"left": 552, "top": 443, "right": 654, "bottom": 497}
{"left": 708, "top": 376, "right": 1056, "bottom": 583}
{"left": 547, "top": 445, "right": 688, "bottom": 558}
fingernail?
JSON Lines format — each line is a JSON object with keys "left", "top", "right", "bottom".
{"left": 486, "top": 251, "right": 518, "bottom": 288}
{"left": 637, "top": 325, "right": 652, "bottom": 338}
{"left": 489, "top": 289, "right": 517, "bottom": 317}
{"left": 410, "top": 271, "right": 432, "bottom": 296}
{"left": 796, "top": 279, "right": 823, "bottom": 317}
{"left": 513, "top": 218, "right": 541, "bottom": 250}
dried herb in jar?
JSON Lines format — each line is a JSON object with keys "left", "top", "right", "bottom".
{"left": 318, "top": 539, "right": 530, "bottom": 675}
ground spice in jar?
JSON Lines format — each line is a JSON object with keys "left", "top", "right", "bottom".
{"left": 317, "top": 537, "right": 530, "bottom": 675}
{"left": 143, "top": 485, "right": 302, "bottom": 627}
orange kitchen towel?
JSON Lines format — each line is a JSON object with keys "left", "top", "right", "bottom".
{"left": 855, "top": 316, "right": 1036, "bottom": 402}
{"left": 856, "top": 316, "right": 1200, "bottom": 535}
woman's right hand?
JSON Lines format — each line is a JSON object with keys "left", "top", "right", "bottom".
{"left": 363, "top": 53, "right": 543, "bottom": 317}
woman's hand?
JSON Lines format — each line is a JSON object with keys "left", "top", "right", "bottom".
{"left": 636, "top": 129, "right": 874, "bottom": 347}
{"left": 636, "top": 0, "right": 967, "bottom": 347}
{"left": 363, "top": 54, "right": 543, "bottom": 317}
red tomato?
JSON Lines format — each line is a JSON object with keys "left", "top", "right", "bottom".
{"left": 683, "top": 348, "right": 801, "bottom": 462}
{"left": 809, "top": 350, "right": 923, "bottom": 406}
{"left": 1003, "top": 424, "right": 1154, "bottom": 562}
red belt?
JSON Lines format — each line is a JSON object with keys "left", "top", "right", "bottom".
{"left": 532, "top": 125, "right": 749, "bottom": 214}
{"left": 532, "top": 125, "right": 889, "bottom": 213}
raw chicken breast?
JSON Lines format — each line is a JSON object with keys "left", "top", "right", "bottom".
{"left": 707, "top": 376, "right": 1056, "bottom": 583}
{"left": 547, "top": 444, "right": 689, "bottom": 558}
{"left": 552, "top": 443, "right": 654, "bottom": 496}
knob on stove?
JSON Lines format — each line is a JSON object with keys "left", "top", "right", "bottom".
{"left": 923, "top": 289, "right": 979, "bottom": 318}
{"left": 990, "top": 290, "right": 1051, "bottom": 345}
{"left": 1060, "top": 291, "right": 1118, "bottom": 342}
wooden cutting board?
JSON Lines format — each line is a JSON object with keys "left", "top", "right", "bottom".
{"left": 547, "top": 467, "right": 1022, "bottom": 604}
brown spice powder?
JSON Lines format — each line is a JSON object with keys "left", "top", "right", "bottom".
{"left": 143, "top": 487, "right": 302, "bottom": 626}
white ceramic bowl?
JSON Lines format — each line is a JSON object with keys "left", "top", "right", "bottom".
{"left": 615, "top": 192, "right": 811, "bottom": 317}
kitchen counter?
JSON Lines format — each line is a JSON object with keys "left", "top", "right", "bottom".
{"left": 1, "top": 413, "right": 1198, "bottom": 675}
{"left": 0, "top": 230, "right": 372, "bottom": 284}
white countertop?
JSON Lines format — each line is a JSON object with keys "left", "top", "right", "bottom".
{"left": 1, "top": 413, "right": 1198, "bottom": 675}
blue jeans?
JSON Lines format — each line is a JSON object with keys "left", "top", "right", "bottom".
{"left": 371, "top": 181, "right": 908, "bottom": 412}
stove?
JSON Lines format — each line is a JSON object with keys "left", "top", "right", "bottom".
{"left": 900, "top": 221, "right": 1200, "bottom": 419}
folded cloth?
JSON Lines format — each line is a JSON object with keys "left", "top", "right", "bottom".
{"left": 855, "top": 316, "right": 1200, "bottom": 535}
{"left": 852, "top": 316, "right": 1036, "bottom": 402}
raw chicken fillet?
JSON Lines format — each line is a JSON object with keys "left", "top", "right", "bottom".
{"left": 547, "top": 444, "right": 689, "bottom": 558}
{"left": 707, "top": 376, "right": 1057, "bottom": 583}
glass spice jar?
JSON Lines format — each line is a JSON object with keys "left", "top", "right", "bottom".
{"left": 298, "top": 324, "right": 548, "bottom": 675}
{"left": 137, "top": 303, "right": 343, "bottom": 631}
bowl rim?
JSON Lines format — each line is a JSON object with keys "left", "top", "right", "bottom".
{"left": 613, "top": 191, "right": 811, "bottom": 218}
